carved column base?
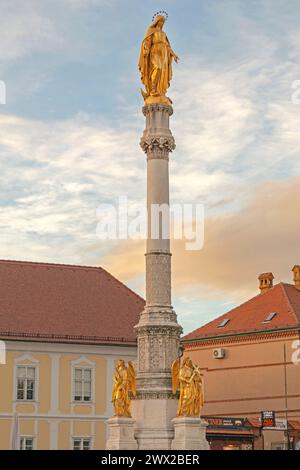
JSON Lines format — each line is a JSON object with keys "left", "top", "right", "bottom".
{"left": 132, "top": 397, "right": 178, "bottom": 450}
{"left": 106, "top": 416, "right": 138, "bottom": 450}
{"left": 171, "top": 417, "right": 210, "bottom": 450}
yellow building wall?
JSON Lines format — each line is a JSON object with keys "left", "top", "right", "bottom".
{"left": 37, "top": 421, "right": 50, "bottom": 450}
{"left": 58, "top": 421, "right": 70, "bottom": 450}
{"left": 19, "top": 419, "right": 35, "bottom": 436}
{"left": 0, "top": 419, "right": 11, "bottom": 450}
{"left": 95, "top": 421, "right": 106, "bottom": 450}
{"left": 39, "top": 355, "right": 52, "bottom": 414}
{"left": 73, "top": 420, "right": 91, "bottom": 436}
{"left": 95, "top": 357, "right": 106, "bottom": 415}
{"left": 0, "top": 352, "right": 15, "bottom": 412}
{"left": 0, "top": 344, "right": 120, "bottom": 450}
{"left": 59, "top": 355, "right": 72, "bottom": 414}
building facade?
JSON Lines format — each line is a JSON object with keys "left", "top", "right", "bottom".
{"left": 182, "top": 268, "right": 300, "bottom": 450}
{"left": 0, "top": 260, "right": 144, "bottom": 450}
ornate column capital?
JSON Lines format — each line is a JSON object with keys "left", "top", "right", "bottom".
{"left": 140, "top": 135, "right": 176, "bottom": 157}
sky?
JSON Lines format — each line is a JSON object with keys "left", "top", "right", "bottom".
{"left": 0, "top": 0, "right": 300, "bottom": 334}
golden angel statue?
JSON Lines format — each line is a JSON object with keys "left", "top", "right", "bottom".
{"left": 112, "top": 360, "right": 136, "bottom": 417}
{"left": 138, "top": 11, "right": 179, "bottom": 105}
{"left": 172, "top": 357, "right": 204, "bottom": 417}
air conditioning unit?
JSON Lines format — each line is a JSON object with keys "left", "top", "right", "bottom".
{"left": 213, "top": 348, "right": 225, "bottom": 359}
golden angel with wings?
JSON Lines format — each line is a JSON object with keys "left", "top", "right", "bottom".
{"left": 112, "top": 360, "right": 136, "bottom": 417}
{"left": 172, "top": 357, "right": 204, "bottom": 417}
{"left": 138, "top": 12, "right": 179, "bottom": 105}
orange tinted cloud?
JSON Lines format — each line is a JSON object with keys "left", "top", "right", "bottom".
{"left": 101, "top": 175, "right": 300, "bottom": 303}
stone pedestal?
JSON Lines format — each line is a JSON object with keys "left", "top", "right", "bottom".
{"left": 171, "top": 417, "right": 210, "bottom": 450}
{"left": 106, "top": 416, "right": 138, "bottom": 450}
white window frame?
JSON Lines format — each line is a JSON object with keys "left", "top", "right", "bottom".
{"left": 71, "top": 357, "right": 95, "bottom": 404}
{"left": 14, "top": 354, "right": 39, "bottom": 403}
{"left": 72, "top": 436, "right": 92, "bottom": 450}
{"left": 16, "top": 365, "right": 37, "bottom": 401}
{"left": 19, "top": 436, "right": 35, "bottom": 450}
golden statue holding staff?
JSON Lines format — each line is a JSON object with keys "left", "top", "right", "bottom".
{"left": 172, "top": 357, "right": 204, "bottom": 417}
{"left": 138, "top": 11, "right": 179, "bottom": 105}
{"left": 112, "top": 360, "right": 136, "bottom": 417}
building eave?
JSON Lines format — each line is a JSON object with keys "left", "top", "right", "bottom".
{"left": 182, "top": 326, "right": 300, "bottom": 345}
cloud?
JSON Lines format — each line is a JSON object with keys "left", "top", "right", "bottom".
{"left": 0, "top": 112, "right": 144, "bottom": 264}
{"left": 0, "top": 2, "right": 64, "bottom": 63}
{"left": 101, "top": 174, "right": 300, "bottom": 307}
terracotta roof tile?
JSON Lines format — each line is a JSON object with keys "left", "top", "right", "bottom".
{"left": 183, "top": 283, "right": 300, "bottom": 342}
{"left": 0, "top": 259, "right": 145, "bottom": 345}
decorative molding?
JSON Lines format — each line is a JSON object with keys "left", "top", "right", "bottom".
{"left": 134, "top": 390, "right": 177, "bottom": 400}
{"left": 5, "top": 340, "right": 137, "bottom": 357}
{"left": 136, "top": 325, "right": 181, "bottom": 337}
{"left": 142, "top": 104, "right": 173, "bottom": 116}
{"left": 49, "top": 353, "right": 60, "bottom": 415}
{"left": 205, "top": 393, "right": 300, "bottom": 405}
{"left": 183, "top": 328, "right": 300, "bottom": 348}
{"left": 140, "top": 135, "right": 175, "bottom": 155}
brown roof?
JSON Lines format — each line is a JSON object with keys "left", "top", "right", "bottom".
{"left": 0, "top": 259, "right": 144, "bottom": 345}
{"left": 183, "top": 283, "right": 300, "bottom": 342}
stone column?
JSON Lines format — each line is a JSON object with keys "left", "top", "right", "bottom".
{"left": 132, "top": 104, "right": 182, "bottom": 450}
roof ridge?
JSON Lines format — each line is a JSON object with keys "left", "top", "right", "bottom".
{"left": 280, "top": 282, "right": 300, "bottom": 325}
{"left": 0, "top": 258, "right": 102, "bottom": 271}
{"left": 99, "top": 265, "right": 145, "bottom": 302}
{"left": 0, "top": 258, "right": 145, "bottom": 302}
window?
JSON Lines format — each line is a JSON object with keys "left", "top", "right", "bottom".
{"left": 20, "top": 437, "right": 34, "bottom": 450}
{"left": 72, "top": 438, "right": 91, "bottom": 450}
{"left": 74, "top": 368, "right": 92, "bottom": 402}
{"left": 16, "top": 366, "right": 36, "bottom": 401}
{"left": 218, "top": 319, "right": 230, "bottom": 328}
{"left": 263, "top": 312, "right": 277, "bottom": 323}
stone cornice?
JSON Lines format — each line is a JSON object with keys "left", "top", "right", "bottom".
{"left": 142, "top": 104, "right": 173, "bottom": 116}
{"left": 182, "top": 327, "right": 300, "bottom": 348}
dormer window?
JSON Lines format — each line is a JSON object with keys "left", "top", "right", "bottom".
{"left": 218, "top": 319, "right": 230, "bottom": 328}
{"left": 262, "top": 312, "right": 277, "bottom": 323}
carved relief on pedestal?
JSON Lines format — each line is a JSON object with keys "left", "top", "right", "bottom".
{"left": 136, "top": 324, "right": 181, "bottom": 373}
{"left": 138, "top": 337, "right": 147, "bottom": 372}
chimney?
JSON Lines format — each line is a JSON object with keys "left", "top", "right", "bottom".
{"left": 258, "top": 272, "right": 274, "bottom": 294}
{"left": 292, "top": 265, "right": 300, "bottom": 290}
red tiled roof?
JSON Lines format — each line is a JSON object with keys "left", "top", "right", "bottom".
{"left": 183, "top": 283, "right": 300, "bottom": 342}
{"left": 0, "top": 259, "right": 145, "bottom": 345}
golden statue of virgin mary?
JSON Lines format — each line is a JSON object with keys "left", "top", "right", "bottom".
{"left": 138, "top": 13, "right": 179, "bottom": 105}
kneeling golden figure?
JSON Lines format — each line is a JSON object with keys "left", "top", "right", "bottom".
{"left": 112, "top": 360, "right": 136, "bottom": 417}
